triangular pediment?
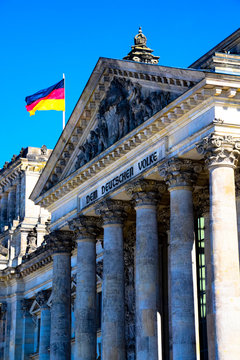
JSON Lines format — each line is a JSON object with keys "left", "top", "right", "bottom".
{"left": 30, "top": 58, "right": 205, "bottom": 202}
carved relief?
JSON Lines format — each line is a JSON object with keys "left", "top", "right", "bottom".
{"left": 75, "top": 77, "right": 172, "bottom": 170}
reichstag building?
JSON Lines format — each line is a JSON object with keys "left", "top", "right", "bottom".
{"left": 0, "top": 27, "right": 240, "bottom": 360}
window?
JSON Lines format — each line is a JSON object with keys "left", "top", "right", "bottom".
{"left": 196, "top": 217, "right": 208, "bottom": 360}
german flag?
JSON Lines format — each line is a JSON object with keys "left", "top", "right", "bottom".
{"left": 25, "top": 79, "right": 65, "bottom": 116}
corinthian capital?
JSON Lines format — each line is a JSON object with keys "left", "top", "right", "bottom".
{"left": 95, "top": 199, "right": 130, "bottom": 225}
{"left": 126, "top": 179, "right": 165, "bottom": 206}
{"left": 196, "top": 134, "right": 240, "bottom": 168}
{"left": 159, "top": 158, "right": 202, "bottom": 188}
{"left": 45, "top": 230, "right": 74, "bottom": 254}
{"left": 69, "top": 216, "right": 102, "bottom": 241}
{"left": 36, "top": 290, "right": 51, "bottom": 309}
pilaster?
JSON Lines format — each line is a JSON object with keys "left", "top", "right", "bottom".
{"left": 21, "top": 299, "right": 35, "bottom": 360}
{"left": 36, "top": 290, "right": 51, "bottom": 360}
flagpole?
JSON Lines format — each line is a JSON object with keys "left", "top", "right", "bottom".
{"left": 63, "top": 73, "right": 65, "bottom": 129}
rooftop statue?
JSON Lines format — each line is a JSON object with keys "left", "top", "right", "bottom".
{"left": 123, "top": 27, "right": 159, "bottom": 64}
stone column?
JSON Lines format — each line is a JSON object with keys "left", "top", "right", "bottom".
{"left": 127, "top": 180, "right": 162, "bottom": 360}
{"left": 159, "top": 158, "right": 201, "bottom": 359}
{"left": 197, "top": 134, "right": 240, "bottom": 359}
{"left": 47, "top": 230, "right": 73, "bottom": 360}
{"left": 69, "top": 216, "right": 100, "bottom": 360}
{"left": 7, "top": 186, "right": 16, "bottom": 226}
{"left": 36, "top": 290, "right": 51, "bottom": 360}
{"left": 96, "top": 199, "right": 127, "bottom": 360}
{"left": 21, "top": 299, "right": 35, "bottom": 359}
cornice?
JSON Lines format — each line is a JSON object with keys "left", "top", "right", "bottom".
{"left": 0, "top": 158, "right": 46, "bottom": 193}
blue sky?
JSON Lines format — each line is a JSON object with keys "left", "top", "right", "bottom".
{"left": 0, "top": 0, "right": 239, "bottom": 168}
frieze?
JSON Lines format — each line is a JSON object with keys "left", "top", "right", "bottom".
{"left": 75, "top": 77, "right": 172, "bottom": 170}
{"left": 79, "top": 147, "right": 164, "bottom": 210}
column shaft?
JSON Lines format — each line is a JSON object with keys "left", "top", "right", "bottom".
{"left": 50, "top": 253, "right": 71, "bottom": 360}
{"left": 102, "top": 223, "right": 125, "bottom": 359}
{"left": 75, "top": 239, "right": 96, "bottom": 359}
{"left": 209, "top": 166, "right": 240, "bottom": 358}
{"left": 135, "top": 204, "right": 159, "bottom": 359}
{"left": 169, "top": 187, "right": 196, "bottom": 359}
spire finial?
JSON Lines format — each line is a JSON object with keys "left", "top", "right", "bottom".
{"left": 123, "top": 28, "right": 159, "bottom": 64}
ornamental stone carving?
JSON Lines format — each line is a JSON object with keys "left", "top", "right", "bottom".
{"left": 26, "top": 229, "right": 37, "bottom": 254}
{"left": 159, "top": 158, "right": 202, "bottom": 188}
{"left": 21, "top": 299, "right": 33, "bottom": 316}
{"left": 193, "top": 187, "right": 210, "bottom": 215}
{"left": 157, "top": 206, "right": 170, "bottom": 233}
{"left": 75, "top": 77, "right": 173, "bottom": 170}
{"left": 36, "top": 290, "right": 51, "bottom": 308}
{"left": 126, "top": 179, "right": 165, "bottom": 206}
{"left": 45, "top": 230, "right": 74, "bottom": 254}
{"left": 95, "top": 199, "right": 130, "bottom": 225}
{"left": 69, "top": 216, "right": 102, "bottom": 241}
{"left": 196, "top": 134, "right": 240, "bottom": 168}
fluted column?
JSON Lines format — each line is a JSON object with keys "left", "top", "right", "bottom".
{"left": 159, "top": 158, "right": 201, "bottom": 359}
{"left": 96, "top": 199, "right": 127, "bottom": 360}
{"left": 197, "top": 134, "right": 240, "bottom": 359}
{"left": 127, "top": 180, "right": 162, "bottom": 360}
{"left": 46, "top": 231, "right": 73, "bottom": 360}
{"left": 36, "top": 290, "right": 51, "bottom": 360}
{"left": 69, "top": 216, "right": 101, "bottom": 360}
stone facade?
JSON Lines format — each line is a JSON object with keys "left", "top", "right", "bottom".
{"left": 1, "top": 28, "right": 240, "bottom": 360}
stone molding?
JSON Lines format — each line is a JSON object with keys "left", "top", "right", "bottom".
{"left": 196, "top": 134, "right": 240, "bottom": 169}
{"left": 95, "top": 199, "right": 130, "bottom": 225}
{"left": 126, "top": 179, "right": 165, "bottom": 206}
{"left": 45, "top": 230, "right": 74, "bottom": 254}
{"left": 36, "top": 290, "right": 51, "bottom": 309}
{"left": 159, "top": 158, "right": 202, "bottom": 188}
{"left": 69, "top": 216, "right": 101, "bottom": 241}
{"left": 193, "top": 187, "right": 210, "bottom": 215}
